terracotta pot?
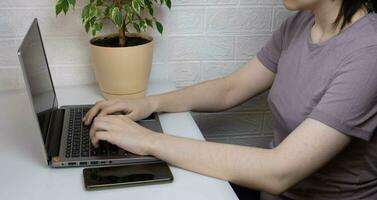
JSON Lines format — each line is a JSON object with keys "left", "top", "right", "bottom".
{"left": 90, "top": 33, "right": 153, "bottom": 100}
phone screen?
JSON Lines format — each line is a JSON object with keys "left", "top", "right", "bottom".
{"left": 83, "top": 162, "right": 173, "bottom": 190}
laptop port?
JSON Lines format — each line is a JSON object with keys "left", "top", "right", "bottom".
{"left": 100, "top": 161, "right": 106, "bottom": 164}
{"left": 90, "top": 161, "right": 98, "bottom": 165}
{"left": 68, "top": 162, "right": 76, "bottom": 166}
{"left": 79, "top": 162, "right": 87, "bottom": 166}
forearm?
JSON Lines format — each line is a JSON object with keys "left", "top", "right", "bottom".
{"left": 147, "top": 77, "right": 232, "bottom": 113}
{"left": 146, "top": 58, "right": 275, "bottom": 114}
{"left": 145, "top": 118, "right": 352, "bottom": 195}
{"left": 147, "top": 133, "right": 282, "bottom": 194}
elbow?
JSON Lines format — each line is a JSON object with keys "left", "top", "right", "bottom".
{"left": 265, "top": 180, "right": 291, "bottom": 196}
{"left": 262, "top": 176, "right": 292, "bottom": 195}
{"left": 221, "top": 76, "right": 236, "bottom": 109}
{"left": 263, "top": 157, "right": 297, "bottom": 195}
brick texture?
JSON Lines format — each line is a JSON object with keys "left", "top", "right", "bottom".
{"left": 0, "top": 1, "right": 295, "bottom": 147}
{"left": 0, "top": 0, "right": 294, "bottom": 90}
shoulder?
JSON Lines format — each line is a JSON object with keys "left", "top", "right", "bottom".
{"left": 366, "top": 13, "right": 377, "bottom": 34}
{"left": 337, "top": 13, "right": 377, "bottom": 56}
{"left": 358, "top": 13, "right": 377, "bottom": 47}
{"left": 329, "top": 16, "right": 377, "bottom": 90}
{"left": 336, "top": 45, "right": 377, "bottom": 79}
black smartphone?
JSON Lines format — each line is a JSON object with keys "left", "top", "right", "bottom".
{"left": 83, "top": 162, "right": 174, "bottom": 190}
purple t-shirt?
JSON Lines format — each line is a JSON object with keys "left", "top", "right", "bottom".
{"left": 257, "top": 11, "right": 377, "bottom": 199}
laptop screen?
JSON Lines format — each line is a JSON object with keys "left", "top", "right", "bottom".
{"left": 18, "top": 19, "right": 58, "bottom": 144}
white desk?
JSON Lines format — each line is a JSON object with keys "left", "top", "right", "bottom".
{"left": 0, "top": 80, "right": 238, "bottom": 200}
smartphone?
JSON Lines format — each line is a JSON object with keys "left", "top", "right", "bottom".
{"left": 83, "top": 162, "right": 174, "bottom": 190}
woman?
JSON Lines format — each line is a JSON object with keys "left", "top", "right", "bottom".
{"left": 83, "top": 0, "right": 377, "bottom": 199}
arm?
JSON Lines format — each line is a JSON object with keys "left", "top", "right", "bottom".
{"left": 147, "top": 118, "right": 351, "bottom": 195}
{"left": 91, "top": 115, "right": 351, "bottom": 195}
{"left": 83, "top": 57, "right": 274, "bottom": 123}
{"left": 147, "top": 47, "right": 377, "bottom": 194}
{"left": 148, "top": 57, "right": 275, "bottom": 113}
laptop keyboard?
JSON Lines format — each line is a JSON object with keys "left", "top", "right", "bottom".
{"left": 65, "top": 107, "right": 126, "bottom": 158}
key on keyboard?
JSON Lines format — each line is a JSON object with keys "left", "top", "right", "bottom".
{"left": 65, "top": 107, "right": 125, "bottom": 158}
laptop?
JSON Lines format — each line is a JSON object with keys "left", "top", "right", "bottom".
{"left": 17, "top": 18, "right": 163, "bottom": 168}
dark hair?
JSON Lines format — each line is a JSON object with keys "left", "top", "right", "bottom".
{"left": 334, "top": 0, "right": 377, "bottom": 30}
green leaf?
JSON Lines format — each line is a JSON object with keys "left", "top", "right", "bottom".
{"left": 132, "top": 0, "right": 141, "bottom": 14}
{"left": 165, "top": 0, "right": 171, "bottom": 9}
{"left": 155, "top": 21, "right": 163, "bottom": 34}
{"left": 88, "top": 5, "right": 97, "bottom": 18}
{"left": 57, "top": 0, "right": 172, "bottom": 37}
{"left": 95, "top": 0, "right": 104, "bottom": 6}
{"left": 68, "top": 0, "right": 76, "bottom": 8}
{"left": 139, "top": 0, "right": 146, "bottom": 7}
{"left": 110, "top": 7, "right": 123, "bottom": 28}
{"left": 81, "top": 4, "right": 90, "bottom": 19}
{"left": 139, "top": 20, "right": 147, "bottom": 31}
{"left": 55, "top": 1, "right": 63, "bottom": 16}
{"left": 89, "top": 17, "right": 96, "bottom": 27}
{"left": 56, "top": 0, "right": 69, "bottom": 15}
{"left": 104, "top": 6, "right": 112, "bottom": 17}
{"left": 95, "top": 22, "right": 103, "bottom": 31}
{"left": 133, "top": 23, "right": 141, "bottom": 32}
{"left": 62, "top": 0, "right": 69, "bottom": 14}
{"left": 145, "top": 0, "right": 154, "bottom": 15}
{"left": 145, "top": 18, "right": 153, "bottom": 28}
{"left": 123, "top": 4, "right": 133, "bottom": 20}
{"left": 84, "top": 20, "right": 91, "bottom": 33}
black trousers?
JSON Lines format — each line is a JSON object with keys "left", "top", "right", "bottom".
{"left": 230, "top": 182, "right": 260, "bottom": 200}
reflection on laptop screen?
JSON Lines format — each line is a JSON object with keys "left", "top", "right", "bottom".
{"left": 18, "top": 19, "right": 57, "bottom": 143}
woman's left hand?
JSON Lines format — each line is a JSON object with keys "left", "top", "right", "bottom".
{"left": 89, "top": 115, "right": 157, "bottom": 155}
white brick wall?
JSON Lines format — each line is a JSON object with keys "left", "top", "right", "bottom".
{"left": 0, "top": 0, "right": 294, "bottom": 91}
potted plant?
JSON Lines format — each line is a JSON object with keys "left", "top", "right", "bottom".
{"left": 55, "top": 0, "right": 171, "bottom": 99}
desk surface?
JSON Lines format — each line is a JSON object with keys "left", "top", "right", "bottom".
{"left": 0, "top": 80, "right": 238, "bottom": 200}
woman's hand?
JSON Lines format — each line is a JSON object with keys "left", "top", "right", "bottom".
{"left": 83, "top": 97, "right": 157, "bottom": 125}
{"left": 89, "top": 115, "right": 158, "bottom": 155}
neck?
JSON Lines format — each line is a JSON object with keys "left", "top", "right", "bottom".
{"left": 311, "top": 1, "right": 368, "bottom": 34}
{"left": 311, "top": 0, "right": 343, "bottom": 34}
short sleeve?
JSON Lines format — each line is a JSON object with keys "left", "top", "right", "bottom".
{"left": 308, "top": 46, "right": 377, "bottom": 141}
{"left": 256, "top": 18, "right": 288, "bottom": 74}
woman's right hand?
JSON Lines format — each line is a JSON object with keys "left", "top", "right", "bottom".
{"left": 82, "top": 97, "right": 157, "bottom": 125}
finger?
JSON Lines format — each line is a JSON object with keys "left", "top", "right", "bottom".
{"left": 89, "top": 117, "right": 112, "bottom": 140}
{"left": 83, "top": 100, "right": 105, "bottom": 120}
{"left": 124, "top": 112, "right": 138, "bottom": 121}
{"left": 98, "top": 104, "right": 125, "bottom": 117}
{"left": 123, "top": 115, "right": 139, "bottom": 123}
{"left": 91, "top": 131, "right": 112, "bottom": 148}
{"left": 83, "top": 101, "right": 103, "bottom": 123}
{"left": 103, "top": 114, "right": 128, "bottom": 120}
{"left": 84, "top": 101, "right": 107, "bottom": 125}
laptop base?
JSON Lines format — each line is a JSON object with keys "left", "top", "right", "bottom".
{"left": 50, "top": 105, "right": 163, "bottom": 168}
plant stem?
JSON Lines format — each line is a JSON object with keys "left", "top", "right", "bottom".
{"left": 119, "top": 26, "right": 126, "bottom": 47}
{"left": 117, "top": 0, "right": 126, "bottom": 47}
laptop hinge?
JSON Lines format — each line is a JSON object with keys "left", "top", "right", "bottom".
{"left": 46, "top": 108, "right": 65, "bottom": 161}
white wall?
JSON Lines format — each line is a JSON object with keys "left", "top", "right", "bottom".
{"left": 0, "top": 0, "right": 293, "bottom": 91}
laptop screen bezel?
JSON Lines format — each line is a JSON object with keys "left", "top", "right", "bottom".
{"left": 17, "top": 18, "right": 59, "bottom": 161}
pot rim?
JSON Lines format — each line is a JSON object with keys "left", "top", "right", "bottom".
{"left": 90, "top": 32, "right": 153, "bottom": 49}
